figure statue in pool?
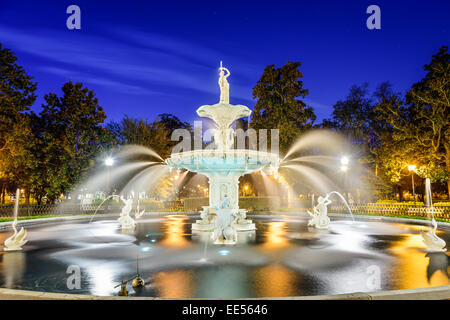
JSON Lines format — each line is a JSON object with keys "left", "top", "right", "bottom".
{"left": 307, "top": 194, "right": 332, "bottom": 229}
{"left": 211, "top": 195, "right": 238, "bottom": 245}
{"left": 117, "top": 196, "right": 136, "bottom": 229}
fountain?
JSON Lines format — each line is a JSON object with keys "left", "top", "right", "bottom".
{"left": 307, "top": 191, "right": 354, "bottom": 229}
{"left": 165, "top": 62, "right": 280, "bottom": 237}
{"left": 117, "top": 196, "right": 137, "bottom": 229}
{"left": 4, "top": 189, "right": 28, "bottom": 251}
{"left": 421, "top": 178, "right": 447, "bottom": 252}
{"left": 307, "top": 195, "right": 332, "bottom": 229}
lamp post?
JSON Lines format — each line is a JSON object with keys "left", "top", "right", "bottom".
{"left": 408, "top": 165, "right": 416, "bottom": 206}
{"left": 340, "top": 156, "right": 349, "bottom": 202}
{"left": 105, "top": 157, "right": 114, "bottom": 213}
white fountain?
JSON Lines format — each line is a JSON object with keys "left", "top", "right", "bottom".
{"left": 117, "top": 196, "right": 136, "bottom": 230}
{"left": 307, "top": 195, "right": 332, "bottom": 229}
{"left": 421, "top": 178, "right": 447, "bottom": 252}
{"left": 307, "top": 191, "right": 354, "bottom": 229}
{"left": 165, "top": 62, "right": 279, "bottom": 238}
{"left": 211, "top": 196, "right": 238, "bottom": 245}
{"left": 4, "top": 189, "right": 28, "bottom": 251}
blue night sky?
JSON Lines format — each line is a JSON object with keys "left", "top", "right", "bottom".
{"left": 0, "top": 0, "right": 448, "bottom": 124}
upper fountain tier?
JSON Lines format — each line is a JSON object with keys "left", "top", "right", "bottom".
{"left": 197, "top": 62, "right": 251, "bottom": 129}
{"left": 165, "top": 63, "right": 279, "bottom": 176}
{"left": 197, "top": 103, "right": 251, "bottom": 129}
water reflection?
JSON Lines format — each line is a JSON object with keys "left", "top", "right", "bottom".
{"left": 0, "top": 216, "right": 449, "bottom": 298}
{"left": 161, "top": 215, "right": 191, "bottom": 247}
{"left": 426, "top": 252, "right": 449, "bottom": 282}
{"left": 87, "top": 264, "right": 116, "bottom": 296}
{"left": 262, "top": 222, "right": 290, "bottom": 249}
{"left": 0, "top": 252, "right": 26, "bottom": 288}
{"left": 388, "top": 226, "right": 450, "bottom": 288}
{"left": 153, "top": 269, "right": 194, "bottom": 298}
{"left": 253, "top": 264, "right": 300, "bottom": 297}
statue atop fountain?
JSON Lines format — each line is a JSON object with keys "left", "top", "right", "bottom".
{"left": 219, "top": 61, "right": 230, "bottom": 104}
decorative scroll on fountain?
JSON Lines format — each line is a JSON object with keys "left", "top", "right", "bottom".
{"left": 165, "top": 62, "right": 280, "bottom": 243}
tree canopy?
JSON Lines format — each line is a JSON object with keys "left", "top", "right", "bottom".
{"left": 250, "top": 61, "right": 316, "bottom": 154}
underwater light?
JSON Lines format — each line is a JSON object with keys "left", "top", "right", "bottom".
{"left": 218, "top": 249, "right": 230, "bottom": 256}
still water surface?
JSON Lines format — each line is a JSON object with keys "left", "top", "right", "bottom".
{"left": 0, "top": 214, "right": 448, "bottom": 298}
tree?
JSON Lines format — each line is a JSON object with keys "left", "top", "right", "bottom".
{"left": 250, "top": 61, "right": 316, "bottom": 154}
{"left": 322, "top": 83, "right": 372, "bottom": 144}
{"left": 0, "top": 43, "right": 37, "bottom": 203}
{"left": 108, "top": 113, "right": 192, "bottom": 159}
{"left": 375, "top": 46, "right": 450, "bottom": 198}
{"left": 31, "top": 81, "right": 114, "bottom": 203}
{"left": 322, "top": 82, "right": 398, "bottom": 201}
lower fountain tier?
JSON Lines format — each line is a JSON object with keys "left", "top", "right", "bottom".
{"left": 165, "top": 149, "right": 279, "bottom": 208}
{"left": 166, "top": 149, "right": 278, "bottom": 234}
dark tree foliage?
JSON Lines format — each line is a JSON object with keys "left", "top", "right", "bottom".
{"left": 251, "top": 61, "right": 316, "bottom": 154}
{"left": 30, "top": 81, "right": 114, "bottom": 203}
{"left": 375, "top": 46, "right": 450, "bottom": 198}
{"left": 0, "top": 43, "right": 37, "bottom": 202}
{"left": 108, "top": 113, "right": 192, "bottom": 159}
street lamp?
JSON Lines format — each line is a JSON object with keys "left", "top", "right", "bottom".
{"left": 408, "top": 165, "right": 417, "bottom": 206}
{"left": 105, "top": 157, "right": 114, "bottom": 167}
{"left": 105, "top": 157, "right": 114, "bottom": 213}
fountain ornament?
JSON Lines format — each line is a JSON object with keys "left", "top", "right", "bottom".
{"left": 211, "top": 196, "right": 238, "bottom": 245}
{"left": 4, "top": 189, "right": 28, "bottom": 251}
{"left": 307, "top": 195, "right": 332, "bottom": 229}
{"left": 117, "top": 196, "right": 136, "bottom": 229}
{"left": 165, "top": 62, "right": 280, "bottom": 236}
{"left": 307, "top": 191, "right": 354, "bottom": 229}
{"left": 421, "top": 178, "right": 446, "bottom": 252}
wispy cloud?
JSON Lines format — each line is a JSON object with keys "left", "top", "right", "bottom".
{"left": 39, "top": 66, "right": 159, "bottom": 95}
{"left": 0, "top": 25, "right": 254, "bottom": 101}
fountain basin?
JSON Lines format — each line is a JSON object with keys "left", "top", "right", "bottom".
{"left": 0, "top": 213, "right": 448, "bottom": 298}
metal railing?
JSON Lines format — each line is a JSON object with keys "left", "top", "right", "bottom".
{"left": 1, "top": 202, "right": 449, "bottom": 222}
{"left": 0, "top": 200, "right": 185, "bottom": 218}
{"left": 329, "top": 203, "right": 450, "bottom": 222}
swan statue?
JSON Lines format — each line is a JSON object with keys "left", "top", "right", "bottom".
{"left": 421, "top": 218, "right": 447, "bottom": 252}
{"left": 4, "top": 219, "right": 28, "bottom": 251}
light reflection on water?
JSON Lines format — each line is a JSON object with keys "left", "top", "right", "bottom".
{"left": 0, "top": 214, "right": 448, "bottom": 298}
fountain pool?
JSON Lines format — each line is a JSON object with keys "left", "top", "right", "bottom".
{"left": 0, "top": 214, "right": 448, "bottom": 298}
